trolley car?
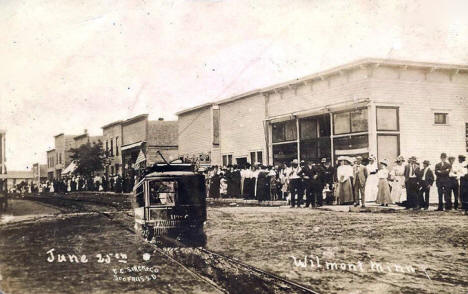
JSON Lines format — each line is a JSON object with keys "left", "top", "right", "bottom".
{"left": 132, "top": 163, "right": 207, "bottom": 247}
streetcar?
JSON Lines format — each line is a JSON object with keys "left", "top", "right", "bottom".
{"left": 132, "top": 161, "right": 207, "bottom": 247}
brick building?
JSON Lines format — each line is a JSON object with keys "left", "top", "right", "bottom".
{"left": 73, "top": 131, "right": 102, "bottom": 148}
{"left": 102, "top": 114, "right": 179, "bottom": 180}
{"left": 102, "top": 120, "right": 123, "bottom": 177}
{"left": 53, "top": 133, "right": 76, "bottom": 178}
{"left": 121, "top": 115, "right": 178, "bottom": 179}
{"left": 177, "top": 58, "right": 468, "bottom": 167}
{"left": 46, "top": 149, "right": 55, "bottom": 180}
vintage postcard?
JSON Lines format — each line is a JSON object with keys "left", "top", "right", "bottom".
{"left": 1, "top": 1, "right": 467, "bottom": 293}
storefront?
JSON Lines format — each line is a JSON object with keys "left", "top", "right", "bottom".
{"left": 268, "top": 102, "right": 401, "bottom": 166}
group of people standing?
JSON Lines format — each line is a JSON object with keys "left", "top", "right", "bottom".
{"left": 204, "top": 158, "right": 335, "bottom": 207}
{"left": 41, "top": 175, "right": 126, "bottom": 193}
{"left": 204, "top": 152, "right": 468, "bottom": 212}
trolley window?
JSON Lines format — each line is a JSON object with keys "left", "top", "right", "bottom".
{"left": 148, "top": 181, "right": 177, "bottom": 206}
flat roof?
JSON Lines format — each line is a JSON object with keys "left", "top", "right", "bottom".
{"left": 102, "top": 120, "right": 123, "bottom": 129}
{"left": 176, "top": 58, "right": 468, "bottom": 113}
{"left": 175, "top": 102, "right": 215, "bottom": 116}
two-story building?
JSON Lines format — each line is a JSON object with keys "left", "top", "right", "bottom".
{"left": 177, "top": 58, "right": 468, "bottom": 168}
{"left": 102, "top": 120, "right": 123, "bottom": 177}
{"left": 53, "top": 133, "right": 76, "bottom": 178}
{"left": 46, "top": 149, "right": 56, "bottom": 180}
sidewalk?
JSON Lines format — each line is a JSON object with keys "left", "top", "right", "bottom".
{"left": 206, "top": 197, "right": 287, "bottom": 206}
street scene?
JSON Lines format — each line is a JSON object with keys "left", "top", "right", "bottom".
{"left": 2, "top": 0, "right": 468, "bottom": 293}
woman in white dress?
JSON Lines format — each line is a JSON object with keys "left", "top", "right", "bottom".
{"left": 336, "top": 157, "right": 354, "bottom": 204}
{"left": 365, "top": 155, "right": 379, "bottom": 203}
{"left": 376, "top": 159, "right": 392, "bottom": 206}
{"left": 390, "top": 155, "right": 406, "bottom": 203}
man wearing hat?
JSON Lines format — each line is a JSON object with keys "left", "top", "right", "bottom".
{"left": 320, "top": 158, "right": 334, "bottom": 205}
{"left": 404, "top": 156, "right": 420, "bottom": 209}
{"left": 353, "top": 156, "right": 368, "bottom": 207}
{"left": 435, "top": 153, "right": 452, "bottom": 211}
{"left": 288, "top": 159, "right": 303, "bottom": 208}
{"left": 418, "top": 160, "right": 434, "bottom": 210}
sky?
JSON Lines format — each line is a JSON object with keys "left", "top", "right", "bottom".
{"left": 1, "top": 0, "right": 468, "bottom": 170}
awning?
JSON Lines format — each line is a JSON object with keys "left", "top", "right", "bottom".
{"left": 265, "top": 98, "right": 371, "bottom": 122}
{"left": 61, "top": 161, "right": 77, "bottom": 175}
{"left": 121, "top": 141, "right": 145, "bottom": 152}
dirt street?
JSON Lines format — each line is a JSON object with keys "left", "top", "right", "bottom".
{"left": 0, "top": 200, "right": 221, "bottom": 294}
{"left": 205, "top": 206, "right": 468, "bottom": 294}
{"left": 1, "top": 194, "right": 467, "bottom": 294}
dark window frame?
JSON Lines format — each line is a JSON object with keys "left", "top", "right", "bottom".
{"left": 376, "top": 106, "right": 400, "bottom": 131}
{"left": 434, "top": 112, "right": 448, "bottom": 125}
{"left": 333, "top": 107, "right": 369, "bottom": 135}
{"left": 272, "top": 120, "right": 298, "bottom": 143}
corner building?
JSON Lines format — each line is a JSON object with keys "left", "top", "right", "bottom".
{"left": 177, "top": 58, "right": 468, "bottom": 167}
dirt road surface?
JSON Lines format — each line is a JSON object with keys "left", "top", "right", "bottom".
{"left": 1, "top": 194, "right": 467, "bottom": 294}
{"left": 0, "top": 199, "right": 221, "bottom": 294}
{"left": 205, "top": 206, "right": 468, "bottom": 294}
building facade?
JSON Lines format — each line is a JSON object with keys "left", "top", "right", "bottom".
{"left": 0, "top": 170, "right": 34, "bottom": 191}
{"left": 101, "top": 115, "right": 179, "bottom": 180}
{"left": 53, "top": 133, "right": 76, "bottom": 178}
{"left": 32, "top": 163, "right": 48, "bottom": 184}
{"left": 176, "top": 103, "right": 221, "bottom": 165}
{"left": 46, "top": 149, "right": 56, "bottom": 180}
{"left": 102, "top": 120, "right": 123, "bottom": 177}
{"left": 177, "top": 58, "right": 468, "bottom": 168}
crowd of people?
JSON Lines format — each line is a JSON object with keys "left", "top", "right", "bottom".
{"left": 40, "top": 175, "right": 134, "bottom": 194}
{"left": 204, "top": 152, "right": 468, "bottom": 212}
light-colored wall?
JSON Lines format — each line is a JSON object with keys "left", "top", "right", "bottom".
{"left": 122, "top": 119, "right": 147, "bottom": 146}
{"left": 177, "top": 106, "right": 213, "bottom": 156}
{"left": 267, "top": 68, "right": 372, "bottom": 117}
{"left": 369, "top": 66, "right": 468, "bottom": 166}
{"left": 103, "top": 124, "right": 123, "bottom": 172}
{"left": 219, "top": 94, "right": 266, "bottom": 163}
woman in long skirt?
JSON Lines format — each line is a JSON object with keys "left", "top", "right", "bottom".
{"left": 390, "top": 156, "right": 406, "bottom": 203}
{"left": 336, "top": 157, "right": 354, "bottom": 204}
{"left": 365, "top": 155, "right": 379, "bottom": 203}
{"left": 376, "top": 160, "right": 392, "bottom": 206}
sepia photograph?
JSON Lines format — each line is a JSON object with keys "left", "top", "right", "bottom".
{"left": 1, "top": 0, "right": 468, "bottom": 293}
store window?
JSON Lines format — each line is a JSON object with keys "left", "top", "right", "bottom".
{"left": 333, "top": 135, "right": 369, "bottom": 159}
{"left": 222, "top": 155, "right": 233, "bottom": 166}
{"left": 272, "top": 120, "right": 297, "bottom": 143}
{"left": 300, "top": 118, "right": 317, "bottom": 140}
{"left": 333, "top": 108, "right": 368, "bottom": 135}
{"left": 250, "top": 151, "right": 256, "bottom": 164}
{"left": 115, "top": 137, "right": 119, "bottom": 156}
{"left": 272, "top": 143, "right": 297, "bottom": 165}
{"left": 377, "top": 107, "right": 399, "bottom": 131}
{"left": 434, "top": 113, "right": 448, "bottom": 125}
{"left": 256, "top": 151, "right": 263, "bottom": 164}
{"left": 222, "top": 155, "right": 228, "bottom": 166}
{"left": 110, "top": 138, "right": 114, "bottom": 156}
